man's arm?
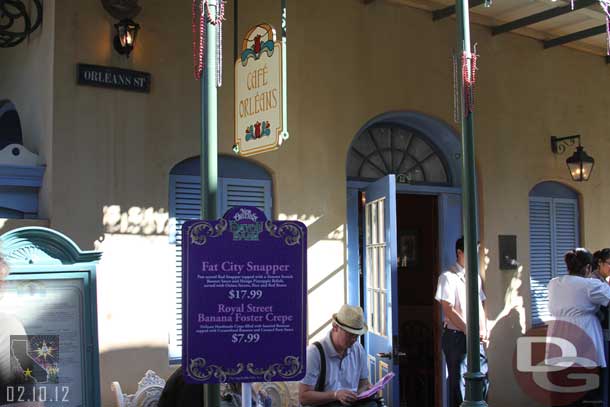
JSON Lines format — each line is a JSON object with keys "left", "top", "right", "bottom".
{"left": 440, "top": 300, "right": 467, "bottom": 332}
{"left": 299, "top": 383, "right": 357, "bottom": 406}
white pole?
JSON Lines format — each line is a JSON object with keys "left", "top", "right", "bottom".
{"left": 242, "top": 383, "right": 252, "bottom": 407}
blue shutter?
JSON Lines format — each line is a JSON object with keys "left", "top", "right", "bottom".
{"left": 168, "top": 175, "right": 272, "bottom": 363}
{"left": 219, "top": 178, "right": 272, "bottom": 218}
{"left": 553, "top": 198, "right": 579, "bottom": 276}
{"left": 529, "top": 197, "right": 553, "bottom": 325}
{"left": 168, "top": 174, "right": 201, "bottom": 363}
{"left": 529, "top": 196, "right": 579, "bottom": 326}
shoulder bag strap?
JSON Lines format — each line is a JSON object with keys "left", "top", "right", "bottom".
{"left": 313, "top": 341, "right": 326, "bottom": 392}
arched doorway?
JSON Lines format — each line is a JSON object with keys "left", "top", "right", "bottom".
{"left": 345, "top": 112, "right": 462, "bottom": 407}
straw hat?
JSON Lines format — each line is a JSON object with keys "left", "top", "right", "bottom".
{"left": 332, "top": 304, "right": 368, "bottom": 335}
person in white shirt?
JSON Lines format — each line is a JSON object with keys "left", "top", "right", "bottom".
{"left": 0, "top": 254, "right": 30, "bottom": 407}
{"left": 434, "top": 237, "right": 488, "bottom": 407}
{"left": 547, "top": 248, "right": 610, "bottom": 405}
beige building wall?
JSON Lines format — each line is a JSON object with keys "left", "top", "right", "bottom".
{"left": 4, "top": 0, "right": 610, "bottom": 405}
{"left": 0, "top": 0, "right": 54, "bottom": 218}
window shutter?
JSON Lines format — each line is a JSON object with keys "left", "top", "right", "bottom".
{"left": 168, "top": 174, "right": 201, "bottom": 362}
{"left": 168, "top": 176, "right": 272, "bottom": 363}
{"left": 529, "top": 196, "right": 579, "bottom": 326}
{"left": 219, "top": 178, "right": 272, "bottom": 218}
{"left": 529, "top": 197, "right": 553, "bottom": 325}
{"left": 553, "top": 199, "right": 579, "bottom": 276}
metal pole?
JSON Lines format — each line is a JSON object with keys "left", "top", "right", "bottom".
{"left": 456, "top": 0, "right": 487, "bottom": 405}
{"left": 242, "top": 384, "right": 252, "bottom": 407}
{"left": 201, "top": 0, "right": 219, "bottom": 406}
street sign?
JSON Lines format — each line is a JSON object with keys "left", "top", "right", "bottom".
{"left": 182, "top": 206, "right": 307, "bottom": 383}
{"left": 234, "top": 24, "right": 284, "bottom": 157}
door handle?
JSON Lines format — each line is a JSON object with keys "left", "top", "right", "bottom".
{"left": 377, "top": 350, "right": 406, "bottom": 360}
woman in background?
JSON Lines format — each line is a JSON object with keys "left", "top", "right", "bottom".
{"left": 591, "top": 248, "right": 610, "bottom": 283}
{"left": 0, "top": 254, "right": 29, "bottom": 406}
{"left": 548, "top": 248, "right": 610, "bottom": 406}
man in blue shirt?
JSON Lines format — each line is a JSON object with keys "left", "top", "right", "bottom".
{"left": 299, "top": 304, "right": 376, "bottom": 406}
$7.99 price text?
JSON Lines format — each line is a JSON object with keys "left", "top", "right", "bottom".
{"left": 231, "top": 333, "right": 261, "bottom": 343}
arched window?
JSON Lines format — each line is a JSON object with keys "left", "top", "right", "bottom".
{"left": 529, "top": 181, "right": 580, "bottom": 325}
{"left": 346, "top": 125, "right": 450, "bottom": 185}
{"left": 0, "top": 100, "right": 23, "bottom": 148}
{"left": 167, "top": 155, "right": 273, "bottom": 362}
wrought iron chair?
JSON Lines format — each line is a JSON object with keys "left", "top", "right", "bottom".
{"left": 111, "top": 370, "right": 166, "bottom": 407}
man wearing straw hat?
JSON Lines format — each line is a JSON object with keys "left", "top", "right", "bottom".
{"left": 299, "top": 304, "right": 377, "bottom": 407}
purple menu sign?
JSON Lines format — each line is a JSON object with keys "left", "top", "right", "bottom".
{"left": 182, "top": 206, "right": 307, "bottom": 384}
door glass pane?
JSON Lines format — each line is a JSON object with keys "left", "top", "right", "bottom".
{"left": 380, "top": 291, "right": 387, "bottom": 336}
{"left": 371, "top": 291, "right": 376, "bottom": 334}
{"left": 378, "top": 199, "right": 385, "bottom": 244}
{"left": 371, "top": 202, "right": 378, "bottom": 245}
{"left": 366, "top": 204, "right": 372, "bottom": 245}
{"left": 372, "top": 248, "right": 379, "bottom": 289}
{"left": 378, "top": 247, "right": 386, "bottom": 289}
{"left": 367, "top": 289, "right": 374, "bottom": 328}
{"left": 367, "top": 247, "right": 373, "bottom": 287}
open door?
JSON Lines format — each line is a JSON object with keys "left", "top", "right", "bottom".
{"left": 363, "top": 175, "right": 401, "bottom": 407}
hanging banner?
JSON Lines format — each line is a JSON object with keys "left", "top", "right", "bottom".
{"left": 234, "top": 24, "right": 284, "bottom": 157}
{"left": 182, "top": 206, "right": 307, "bottom": 383}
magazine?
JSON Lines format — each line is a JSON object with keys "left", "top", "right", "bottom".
{"left": 357, "top": 371, "right": 396, "bottom": 400}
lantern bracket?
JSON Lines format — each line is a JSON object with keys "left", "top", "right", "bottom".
{"left": 551, "top": 134, "right": 581, "bottom": 155}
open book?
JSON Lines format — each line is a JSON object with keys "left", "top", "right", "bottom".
{"left": 357, "top": 372, "right": 396, "bottom": 400}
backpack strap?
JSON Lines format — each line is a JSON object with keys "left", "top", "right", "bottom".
{"left": 313, "top": 341, "right": 326, "bottom": 392}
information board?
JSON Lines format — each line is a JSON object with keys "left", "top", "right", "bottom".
{"left": 1, "top": 277, "right": 87, "bottom": 406}
{"left": 182, "top": 207, "right": 307, "bottom": 384}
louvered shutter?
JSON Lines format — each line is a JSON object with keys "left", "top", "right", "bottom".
{"left": 168, "top": 176, "right": 272, "bottom": 363}
{"left": 528, "top": 196, "right": 579, "bottom": 326}
{"left": 219, "top": 178, "right": 272, "bottom": 216}
{"left": 529, "top": 198, "right": 553, "bottom": 325}
{"left": 168, "top": 175, "right": 201, "bottom": 362}
{"left": 553, "top": 198, "right": 579, "bottom": 276}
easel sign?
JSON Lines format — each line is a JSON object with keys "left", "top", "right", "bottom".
{"left": 182, "top": 206, "right": 307, "bottom": 383}
{"left": 234, "top": 24, "right": 286, "bottom": 157}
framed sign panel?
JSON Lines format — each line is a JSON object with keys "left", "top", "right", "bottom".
{"left": 0, "top": 227, "right": 101, "bottom": 407}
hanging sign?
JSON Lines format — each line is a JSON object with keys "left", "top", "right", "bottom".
{"left": 234, "top": 24, "right": 285, "bottom": 157}
{"left": 182, "top": 206, "right": 307, "bottom": 384}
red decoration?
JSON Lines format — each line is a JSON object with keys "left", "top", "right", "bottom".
{"left": 192, "top": 1, "right": 226, "bottom": 80}
{"left": 461, "top": 49, "right": 478, "bottom": 117}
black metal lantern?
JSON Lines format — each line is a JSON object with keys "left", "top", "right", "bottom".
{"left": 551, "top": 135, "right": 595, "bottom": 182}
{"left": 566, "top": 145, "right": 594, "bottom": 182}
{"left": 113, "top": 19, "right": 139, "bottom": 57}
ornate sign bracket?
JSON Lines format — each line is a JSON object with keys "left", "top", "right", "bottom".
{"left": 0, "top": 0, "right": 43, "bottom": 48}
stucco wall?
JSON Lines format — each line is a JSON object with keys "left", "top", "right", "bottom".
{"left": 8, "top": 0, "right": 610, "bottom": 405}
{"left": 0, "top": 0, "right": 54, "bottom": 219}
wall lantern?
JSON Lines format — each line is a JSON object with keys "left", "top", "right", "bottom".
{"left": 550, "top": 135, "right": 595, "bottom": 182}
{"left": 113, "top": 19, "right": 140, "bottom": 56}
{"left": 101, "top": 0, "right": 141, "bottom": 57}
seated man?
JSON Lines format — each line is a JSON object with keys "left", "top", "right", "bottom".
{"left": 299, "top": 304, "right": 376, "bottom": 407}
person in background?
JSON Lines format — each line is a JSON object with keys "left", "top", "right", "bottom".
{"left": 591, "top": 248, "right": 610, "bottom": 283}
{"left": 157, "top": 367, "right": 203, "bottom": 407}
{"left": 0, "top": 254, "right": 30, "bottom": 406}
{"left": 590, "top": 249, "right": 610, "bottom": 329}
{"left": 434, "top": 236, "right": 489, "bottom": 407}
{"left": 257, "top": 388, "right": 272, "bottom": 407}
{"left": 299, "top": 304, "right": 376, "bottom": 407}
{"left": 548, "top": 248, "right": 610, "bottom": 406}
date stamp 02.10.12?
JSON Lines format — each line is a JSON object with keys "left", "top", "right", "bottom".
{"left": 3, "top": 335, "right": 70, "bottom": 404}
